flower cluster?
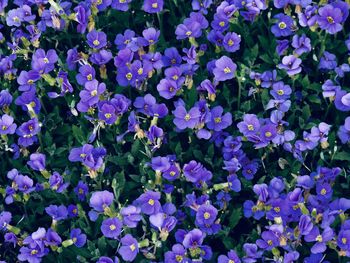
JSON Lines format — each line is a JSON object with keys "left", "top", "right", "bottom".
{"left": 0, "top": 0, "right": 350, "bottom": 262}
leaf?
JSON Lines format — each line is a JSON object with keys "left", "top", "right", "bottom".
{"left": 229, "top": 207, "right": 242, "bottom": 229}
{"left": 72, "top": 125, "right": 86, "bottom": 144}
{"left": 333, "top": 152, "right": 350, "bottom": 161}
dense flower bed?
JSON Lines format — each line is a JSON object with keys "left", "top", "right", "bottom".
{"left": 1, "top": 0, "right": 350, "bottom": 262}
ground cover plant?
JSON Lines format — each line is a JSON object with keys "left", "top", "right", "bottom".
{"left": 1, "top": 0, "right": 350, "bottom": 262}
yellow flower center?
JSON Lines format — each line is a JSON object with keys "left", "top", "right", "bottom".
{"left": 185, "top": 31, "right": 192, "bottom": 36}
{"left": 148, "top": 199, "right": 155, "bottom": 205}
{"left": 109, "top": 224, "right": 116, "bottom": 230}
{"left": 137, "top": 68, "right": 143, "bottom": 75}
{"left": 224, "top": 67, "right": 231, "bottom": 74}
{"left": 265, "top": 131, "right": 272, "bottom": 137}
{"left": 72, "top": 237, "right": 77, "bottom": 243}
{"left": 203, "top": 212, "right": 211, "bottom": 219}
{"left": 176, "top": 255, "right": 183, "bottom": 262}
{"left": 278, "top": 22, "right": 286, "bottom": 29}
{"left": 342, "top": 237, "right": 347, "bottom": 244}
{"left": 80, "top": 153, "right": 86, "bottom": 158}
{"left": 277, "top": 89, "right": 284, "bottom": 95}
{"left": 267, "top": 240, "right": 273, "bottom": 246}
{"left": 316, "top": 235, "right": 323, "bottom": 242}
{"left": 2, "top": 125, "right": 7, "bottom": 130}
{"left": 105, "top": 113, "right": 112, "bottom": 119}
{"left": 79, "top": 188, "right": 84, "bottom": 194}
{"left": 31, "top": 249, "right": 38, "bottom": 255}
{"left": 228, "top": 260, "right": 235, "bottom": 263}
{"left": 214, "top": 117, "right": 222, "bottom": 123}
{"left": 327, "top": 16, "right": 334, "bottom": 24}
{"left": 130, "top": 244, "right": 136, "bottom": 251}
{"left": 184, "top": 114, "right": 191, "bottom": 121}
{"left": 119, "top": 0, "right": 126, "bottom": 3}
{"left": 274, "top": 207, "right": 280, "bottom": 212}
{"left": 228, "top": 39, "right": 234, "bottom": 46}
{"left": 247, "top": 124, "right": 254, "bottom": 131}
{"left": 28, "top": 79, "right": 34, "bottom": 84}
{"left": 320, "top": 188, "right": 327, "bottom": 195}
{"left": 28, "top": 125, "right": 34, "bottom": 131}
{"left": 91, "top": 90, "right": 98, "bottom": 96}
{"left": 170, "top": 171, "right": 176, "bottom": 176}
{"left": 93, "top": 39, "right": 100, "bottom": 46}
{"left": 126, "top": 72, "right": 133, "bottom": 80}
{"left": 87, "top": 74, "right": 93, "bottom": 81}
{"left": 219, "top": 21, "right": 225, "bottom": 27}
{"left": 172, "top": 75, "right": 178, "bottom": 80}
{"left": 152, "top": 3, "right": 158, "bottom": 8}
{"left": 43, "top": 57, "right": 49, "bottom": 63}
{"left": 29, "top": 101, "right": 36, "bottom": 107}
{"left": 169, "top": 86, "right": 174, "bottom": 92}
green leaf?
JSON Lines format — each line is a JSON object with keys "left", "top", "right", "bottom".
{"left": 333, "top": 152, "right": 350, "bottom": 161}
{"left": 72, "top": 125, "right": 85, "bottom": 144}
{"left": 229, "top": 207, "right": 242, "bottom": 229}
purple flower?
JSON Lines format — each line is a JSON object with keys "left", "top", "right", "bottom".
{"left": 319, "top": 51, "right": 337, "bottom": 70}
{"left": 223, "top": 32, "right": 241, "bottom": 53}
{"left": 157, "top": 79, "right": 179, "bottom": 99}
{"left": 70, "top": 228, "right": 87, "bottom": 248}
{"left": 68, "top": 144, "right": 106, "bottom": 170}
{"left": 0, "top": 90, "right": 12, "bottom": 108}
{"left": 175, "top": 22, "right": 202, "bottom": 40}
{"left": 31, "top": 49, "right": 58, "bottom": 74}
{"left": 291, "top": 34, "right": 311, "bottom": 56}
{"left": 118, "top": 234, "right": 139, "bottom": 261}
{"left": 74, "top": 181, "right": 89, "bottom": 201}
{"left": 276, "top": 39, "right": 289, "bottom": 56}
{"left": 0, "top": 114, "right": 16, "bottom": 135}
{"left": 143, "top": 0, "right": 163, "bottom": 13}
{"left": 27, "top": 153, "right": 46, "bottom": 171}
{"left": 207, "top": 106, "right": 232, "bottom": 131}
{"left": 140, "top": 27, "right": 160, "bottom": 46}
{"left": 98, "top": 103, "right": 117, "bottom": 124}
{"left": 195, "top": 204, "right": 218, "bottom": 226}
{"left": 164, "top": 244, "right": 188, "bottom": 263}
{"left": 120, "top": 205, "right": 142, "bottom": 228}
{"left": 89, "top": 191, "right": 114, "bottom": 212}
{"left": 318, "top": 4, "right": 343, "bottom": 34}
{"left": 87, "top": 30, "right": 107, "bottom": 49}
{"left": 213, "top": 56, "right": 237, "bottom": 81}
{"left": 338, "top": 117, "right": 350, "bottom": 144}
{"left": 45, "top": 205, "right": 68, "bottom": 221}
{"left": 101, "top": 217, "right": 122, "bottom": 239}
{"left": 271, "top": 14, "right": 295, "bottom": 37}
{"left": 237, "top": 114, "right": 260, "bottom": 135}
{"left": 298, "top": 215, "right": 313, "bottom": 235}
{"left": 17, "top": 70, "right": 41, "bottom": 91}
{"left": 49, "top": 172, "right": 69, "bottom": 193}
{"left": 4, "top": 232, "right": 17, "bottom": 248}
{"left": 182, "top": 228, "right": 204, "bottom": 249}
{"left": 304, "top": 226, "right": 334, "bottom": 253}
{"left": 134, "top": 191, "right": 161, "bottom": 215}
{"left": 173, "top": 105, "right": 201, "bottom": 130}
{"left": 76, "top": 65, "right": 96, "bottom": 85}
{"left": 218, "top": 250, "right": 241, "bottom": 263}
{"left": 256, "top": 230, "right": 279, "bottom": 250}
{"left": 112, "top": 0, "right": 132, "bottom": 11}
{"left": 15, "top": 174, "right": 35, "bottom": 194}
{"left": 16, "top": 118, "right": 40, "bottom": 147}
{"left": 45, "top": 228, "right": 62, "bottom": 246}
{"left": 278, "top": 55, "right": 302, "bottom": 76}
{"left": 79, "top": 80, "right": 106, "bottom": 107}
{"left": 183, "top": 160, "right": 212, "bottom": 183}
